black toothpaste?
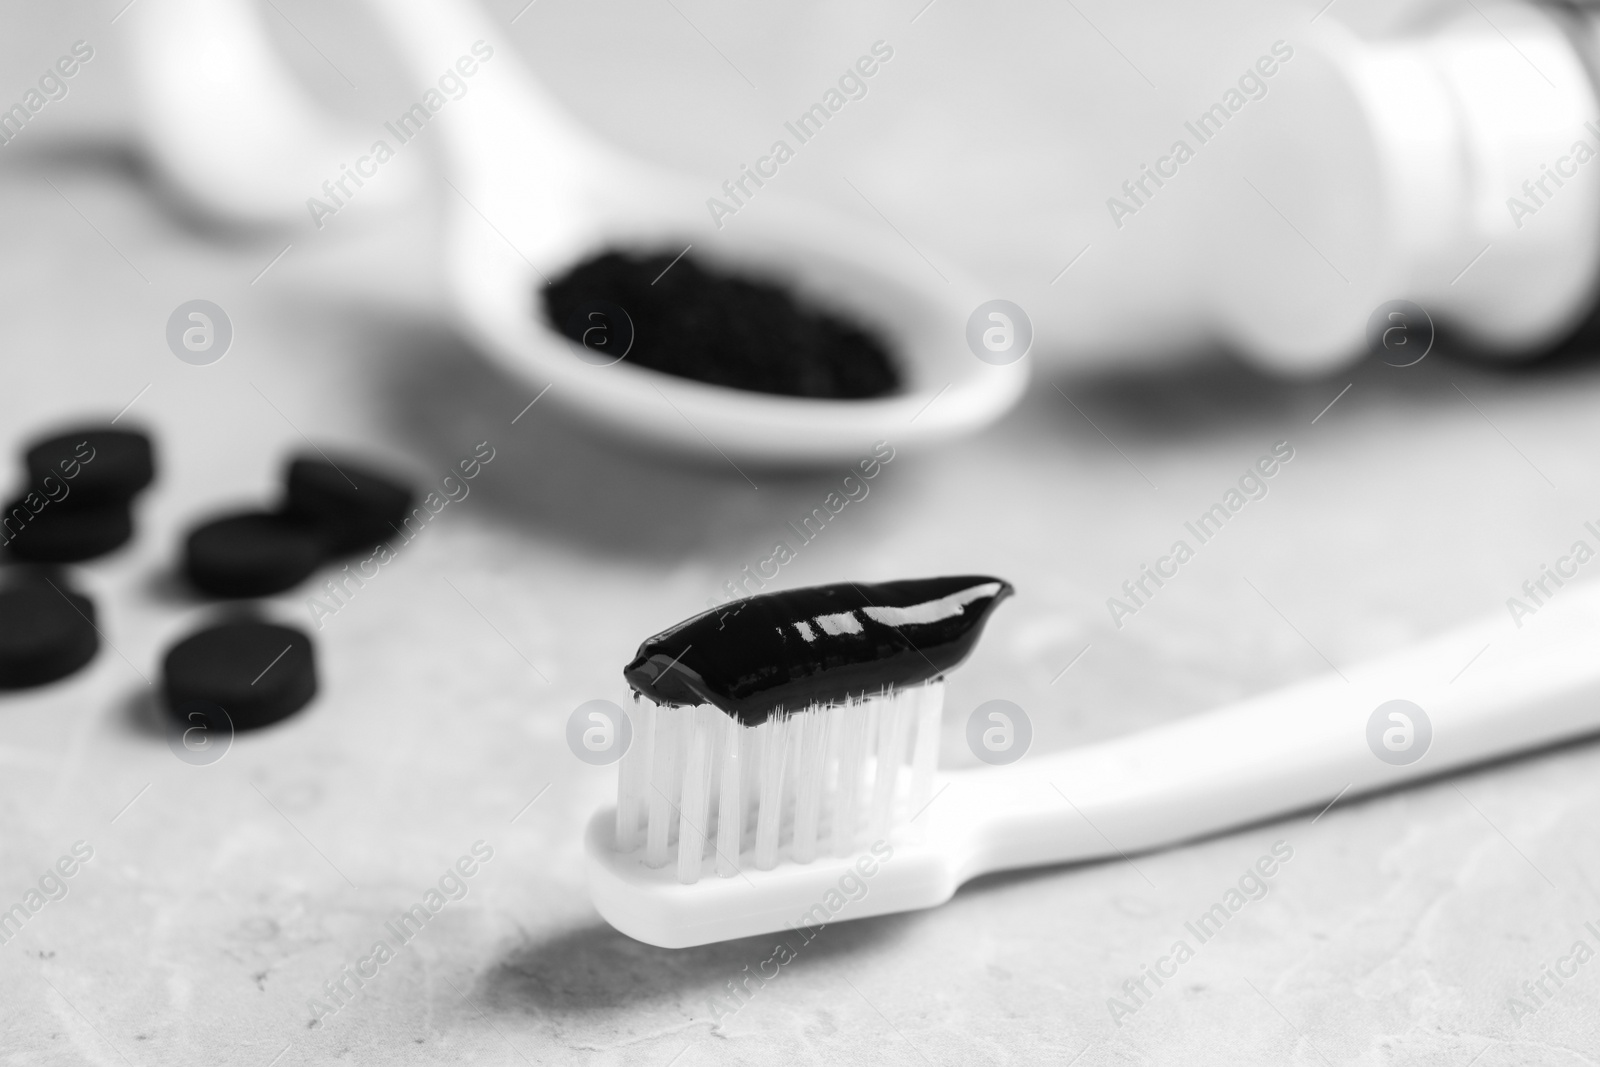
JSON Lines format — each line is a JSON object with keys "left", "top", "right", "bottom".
{"left": 624, "top": 576, "right": 1013, "bottom": 724}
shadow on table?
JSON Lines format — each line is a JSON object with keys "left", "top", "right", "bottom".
{"left": 5, "top": 140, "right": 308, "bottom": 243}
{"left": 1037, "top": 329, "right": 1600, "bottom": 450}
{"left": 302, "top": 289, "right": 1600, "bottom": 570}
{"left": 370, "top": 315, "right": 902, "bottom": 568}
{"left": 120, "top": 686, "right": 168, "bottom": 739}
{"left": 478, "top": 910, "right": 920, "bottom": 1015}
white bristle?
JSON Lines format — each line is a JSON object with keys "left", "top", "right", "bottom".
{"left": 676, "top": 707, "right": 713, "bottom": 884}
{"left": 615, "top": 699, "right": 650, "bottom": 851}
{"left": 614, "top": 681, "right": 945, "bottom": 877}
{"left": 668, "top": 705, "right": 691, "bottom": 849}
{"left": 790, "top": 709, "right": 828, "bottom": 864}
{"left": 831, "top": 703, "right": 868, "bottom": 857}
{"left": 738, "top": 724, "right": 760, "bottom": 845}
{"left": 906, "top": 685, "right": 944, "bottom": 839}
{"left": 644, "top": 705, "right": 679, "bottom": 868}
{"left": 870, "top": 691, "right": 913, "bottom": 839}
{"left": 714, "top": 716, "right": 742, "bottom": 877}
{"left": 753, "top": 716, "right": 789, "bottom": 870}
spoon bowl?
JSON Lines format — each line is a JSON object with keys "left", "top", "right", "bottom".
{"left": 449, "top": 187, "right": 1025, "bottom": 463}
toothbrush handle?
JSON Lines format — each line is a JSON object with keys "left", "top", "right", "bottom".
{"left": 947, "top": 584, "right": 1600, "bottom": 883}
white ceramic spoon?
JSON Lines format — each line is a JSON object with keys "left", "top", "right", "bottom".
{"left": 349, "top": 0, "right": 1027, "bottom": 464}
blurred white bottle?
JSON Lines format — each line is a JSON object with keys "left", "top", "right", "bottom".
{"left": 119, "top": 0, "right": 1600, "bottom": 374}
{"left": 1043, "top": 0, "right": 1600, "bottom": 374}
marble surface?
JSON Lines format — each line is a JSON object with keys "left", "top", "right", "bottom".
{"left": 5, "top": 1, "right": 1600, "bottom": 1065}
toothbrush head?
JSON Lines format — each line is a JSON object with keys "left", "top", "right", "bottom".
{"left": 583, "top": 803, "right": 961, "bottom": 949}
{"left": 586, "top": 577, "right": 1012, "bottom": 948}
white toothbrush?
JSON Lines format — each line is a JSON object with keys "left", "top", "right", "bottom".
{"left": 587, "top": 582, "right": 1600, "bottom": 948}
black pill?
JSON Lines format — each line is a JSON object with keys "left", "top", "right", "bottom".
{"left": 0, "top": 572, "right": 99, "bottom": 689}
{"left": 24, "top": 428, "right": 154, "bottom": 506}
{"left": 163, "top": 619, "right": 316, "bottom": 730}
{"left": 184, "top": 511, "right": 324, "bottom": 597}
{"left": 3, "top": 499, "right": 133, "bottom": 563}
{"left": 282, "top": 454, "right": 413, "bottom": 556}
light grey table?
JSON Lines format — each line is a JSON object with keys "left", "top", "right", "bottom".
{"left": 5, "top": 1, "right": 1600, "bottom": 1064}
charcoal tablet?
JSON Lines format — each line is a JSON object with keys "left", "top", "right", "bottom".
{"left": 24, "top": 428, "right": 154, "bottom": 506}
{"left": 283, "top": 454, "right": 413, "bottom": 556}
{"left": 162, "top": 619, "right": 316, "bottom": 730}
{"left": 184, "top": 511, "right": 324, "bottom": 597}
{"left": 3, "top": 499, "right": 133, "bottom": 563}
{"left": 0, "top": 575, "right": 99, "bottom": 689}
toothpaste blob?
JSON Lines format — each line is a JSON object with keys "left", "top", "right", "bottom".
{"left": 623, "top": 576, "right": 1013, "bottom": 724}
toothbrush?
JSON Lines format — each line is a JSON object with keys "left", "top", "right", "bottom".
{"left": 586, "top": 576, "right": 1600, "bottom": 948}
